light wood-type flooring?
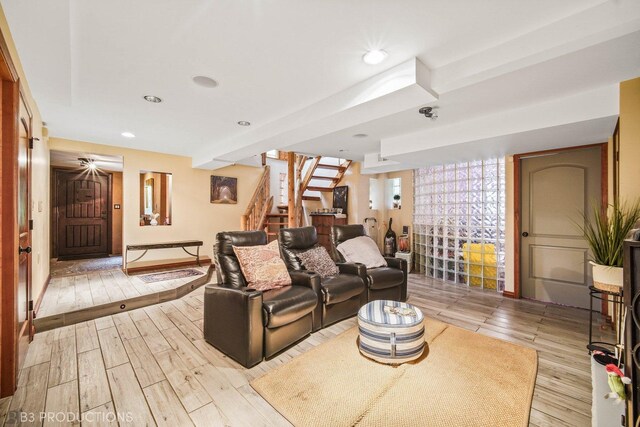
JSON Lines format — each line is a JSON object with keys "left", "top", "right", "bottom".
{"left": 2, "top": 274, "right": 613, "bottom": 426}
{"left": 38, "top": 267, "right": 210, "bottom": 318}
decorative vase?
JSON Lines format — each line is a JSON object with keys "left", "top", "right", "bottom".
{"left": 150, "top": 218, "right": 158, "bottom": 226}
{"left": 590, "top": 261, "right": 623, "bottom": 293}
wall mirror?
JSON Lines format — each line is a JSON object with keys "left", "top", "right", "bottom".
{"left": 140, "top": 171, "right": 172, "bottom": 226}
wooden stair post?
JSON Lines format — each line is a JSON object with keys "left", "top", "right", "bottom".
{"left": 287, "top": 152, "right": 296, "bottom": 227}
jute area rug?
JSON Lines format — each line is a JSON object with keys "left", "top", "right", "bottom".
{"left": 251, "top": 318, "right": 537, "bottom": 427}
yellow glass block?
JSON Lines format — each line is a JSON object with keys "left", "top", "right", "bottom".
{"left": 461, "top": 243, "right": 497, "bottom": 289}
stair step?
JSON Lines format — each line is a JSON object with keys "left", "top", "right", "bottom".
{"left": 316, "top": 164, "right": 346, "bottom": 171}
{"left": 266, "top": 213, "right": 288, "bottom": 217}
{"left": 265, "top": 222, "right": 286, "bottom": 226}
{"left": 311, "top": 175, "right": 338, "bottom": 181}
{"left": 302, "top": 196, "right": 321, "bottom": 201}
{"left": 306, "top": 186, "right": 333, "bottom": 192}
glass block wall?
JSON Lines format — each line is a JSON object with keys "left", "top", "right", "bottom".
{"left": 413, "top": 159, "right": 506, "bottom": 291}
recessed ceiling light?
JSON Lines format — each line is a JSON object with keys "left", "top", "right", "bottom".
{"left": 121, "top": 131, "right": 135, "bottom": 138}
{"left": 362, "top": 49, "right": 388, "bottom": 65}
{"left": 237, "top": 121, "right": 251, "bottom": 126}
{"left": 143, "top": 95, "right": 162, "bottom": 103}
{"left": 193, "top": 76, "right": 218, "bottom": 88}
{"left": 353, "top": 133, "right": 368, "bottom": 138}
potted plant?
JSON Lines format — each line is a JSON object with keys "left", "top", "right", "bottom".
{"left": 393, "top": 194, "right": 401, "bottom": 209}
{"left": 577, "top": 201, "right": 640, "bottom": 292}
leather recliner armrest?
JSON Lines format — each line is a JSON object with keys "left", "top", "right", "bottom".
{"left": 385, "top": 257, "right": 406, "bottom": 271}
{"left": 203, "top": 284, "right": 264, "bottom": 368}
{"left": 289, "top": 270, "right": 323, "bottom": 331}
{"left": 384, "top": 257, "right": 408, "bottom": 301}
{"left": 337, "top": 262, "right": 367, "bottom": 277}
{"left": 289, "top": 270, "right": 321, "bottom": 293}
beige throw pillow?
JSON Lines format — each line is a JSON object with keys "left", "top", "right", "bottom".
{"left": 233, "top": 240, "right": 292, "bottom": 291}
{"left": 297, "top": 246, "right": 339, "bottom": 278}
{"left": 337, "top": 236, "right": 387, "bottom": 268}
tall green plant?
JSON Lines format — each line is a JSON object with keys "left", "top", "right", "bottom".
{"left": 576, "top": 200, "right": 640, "bottom": 267}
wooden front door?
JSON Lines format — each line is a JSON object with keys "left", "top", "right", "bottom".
{"left": 520, "top": 146, "right": 602, "bottom": 309}
{"left": 55, "top": 170, "right": 111, "bottom": 259}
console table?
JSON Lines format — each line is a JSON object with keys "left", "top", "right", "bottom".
{"left": 124, "top": 240, "right": 203, "bottom": 274}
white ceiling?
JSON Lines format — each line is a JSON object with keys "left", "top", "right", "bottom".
{"left": 2, "top": 0, "right": 639, "bottom": 171}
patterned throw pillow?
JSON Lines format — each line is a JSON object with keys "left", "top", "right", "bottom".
{"left": 297, "top": 246, "right": 339, "bottom": 278}
{"left": 233, "top": 240, "right": 292, "bottom": 291}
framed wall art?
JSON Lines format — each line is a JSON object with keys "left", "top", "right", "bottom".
{"left": 211, "top": 176, "right": 238, "bottom": 204}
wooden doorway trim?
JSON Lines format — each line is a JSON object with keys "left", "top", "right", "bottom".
{"left": 510, "top": 142, "right": 608, "bottom": 300}
{"left": 0, "top": 23, "right": 24, "bottom": 397}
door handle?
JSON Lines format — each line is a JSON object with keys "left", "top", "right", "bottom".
{"left": 522, "top": 232, "right": 529, "bottom": 237}
{"left": 19, "top": 246, "right": 32, "bottom": 254}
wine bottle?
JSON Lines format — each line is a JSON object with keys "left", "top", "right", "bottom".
{"left": 384, "top": 218, "right": 397, "bottom": 257}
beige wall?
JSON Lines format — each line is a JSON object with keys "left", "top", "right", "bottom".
{"left": 383, "top": 170, "right": 414, "bottom": 238}
{"left": 619, "top": 77, "right": 640, "bottom": 202}
{"left": 49, "top": 137, "right": 263, "bottom": 267}
{"left": 0, "top": 7, "right": 50, "bottom": 303}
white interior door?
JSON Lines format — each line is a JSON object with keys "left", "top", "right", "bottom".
{"left": 520, "top": 146, "right": 602, "bottom": 309}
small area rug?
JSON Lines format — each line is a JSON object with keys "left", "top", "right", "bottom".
{"left": 138, "top": 268, "right": 203, "bottom": 283}
{"left": 251, "top": 317, "right": 537, "bottom": 427}
{"left": 51, "top": 256, "right": 123, "bottom": 277}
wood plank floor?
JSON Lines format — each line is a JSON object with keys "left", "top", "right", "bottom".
{"left": 38, "top": 266, "right": 210, "bottom": 318}
{"left": 4, "top": 274, "right": 612, "bottom": 426}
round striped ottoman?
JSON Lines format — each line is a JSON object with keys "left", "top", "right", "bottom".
{"left": 357, "top": 300, "right": 425, "bottom": 364}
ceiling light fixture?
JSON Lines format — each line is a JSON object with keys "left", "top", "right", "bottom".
{"left": 418, "top": 106, "right": 439, "bottom": 120}
{"left": 121, "top": 131, "right": 136, "bottom": 138}
{"left": 193, "top": 76, "right": 218, "bottom": 88}
{"left": 237, "top": 121, "right": 251, "bottom": 126}
{"left": 363, "top": 49, "right": 388, "bottom": 65}
{"left": 353, "top": 133, "right": 368, "bottom": 138}
{"left": 79, "top": 158, "right": 97, "bottom": 171}
{"left": 143, "top": 95, "right": 162, "bottom": 103}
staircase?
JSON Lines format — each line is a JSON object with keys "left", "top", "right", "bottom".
{"left": 243, "top": 156, "right": 352, "bottom": 241}
{"left": 265, "top": 206, "right": 289, "bottom": 242}
{"left": 301, "top": 156, "right": 352, "bottom": 201}
{"left": 240, "top": 166, "right": 272, "bottom": 232}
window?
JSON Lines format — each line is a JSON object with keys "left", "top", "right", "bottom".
{"left": 413, "top": 159, "right": 506, "bottom": 291}
{"left": 384, "top": 177, "right": 401, "bottom": 209}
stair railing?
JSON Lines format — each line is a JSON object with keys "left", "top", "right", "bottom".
{"left": 241, "top": 166, "right": 272, "bottom": 231}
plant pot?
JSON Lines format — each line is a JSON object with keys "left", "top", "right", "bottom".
{"left": 590, "top": 261, "right": 623, "bottom": 293}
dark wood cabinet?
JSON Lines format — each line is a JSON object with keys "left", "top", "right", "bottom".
{"left": 311, "top": 214, "right": 347, "bottom": 254}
